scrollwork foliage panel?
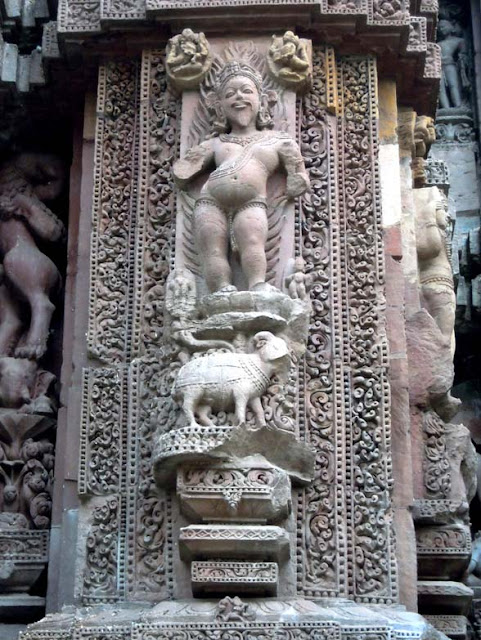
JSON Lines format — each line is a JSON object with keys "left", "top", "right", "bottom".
{"left": 82, "top": 53, "right": 176, "bottom": 603}
{"left": 296, "top": 45, "right": 346, "bottom": 598}
{"left": 296, "top": 51, "right": 396, "bottom": 604}
{"left": 337, "top": 56, "right": 396, "bottom": 603}
{"left": 87, "top": 59, "right": 140, "bottom": 365}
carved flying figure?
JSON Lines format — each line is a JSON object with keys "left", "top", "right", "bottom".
{"left": 173, "top": 60, "right": 310, "bottom": 293}
{"left": 172, "top": 331, "right": 290, "bottom": 428}
{"left": 166, "top": 29, "right": 211, "bottom": 89}
{"left": 0, "top": 152, "right": 65, "bottom": 361}
{"left": 267, "top": 31, "right": 311, "bottom": 89}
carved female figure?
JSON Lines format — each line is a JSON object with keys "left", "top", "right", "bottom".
{"left": 173, "top": 61, "right": 309, "bottom": 293}
{"left": 415, "top": 187, "right": 455, "bottom": 350}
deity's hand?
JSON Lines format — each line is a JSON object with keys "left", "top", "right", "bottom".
{"left": 286, "top": 172, "right": 310, "bottom": 199}
{"left": 173, "top": 142, "right": 213, "bottom": 189}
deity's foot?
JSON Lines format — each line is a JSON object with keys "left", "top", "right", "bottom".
{"left": 250, "top": 282, "right": 278, "bottom": 293}
{"left": 213, "top": 284, "right": 238, "bottom": 295}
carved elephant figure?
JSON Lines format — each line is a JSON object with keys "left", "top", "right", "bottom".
{"left": 172, "top": 331, "right": 290, "bottom": 428}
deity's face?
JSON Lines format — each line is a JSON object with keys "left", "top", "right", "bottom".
{"left": 438, "top": 19, "right": 453, "bottom": 37}
{"left": 220, "top": 76, "right": 261, "bottom": 130}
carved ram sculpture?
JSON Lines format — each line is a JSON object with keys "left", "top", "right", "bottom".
{"left": 172, "top": 331, "right": 290, "bottom": 428}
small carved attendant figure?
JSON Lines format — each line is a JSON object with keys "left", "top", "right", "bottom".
{"left": 166, "top": 29, "right": 211, "bottom": 90}
{"left": 415, "top": 187, "right": 455, "bottom": 352}
{"left": 0, "top": 153, "right": 65, "bottom": 360}
{"left": 267, "top": 31, "right": 311, "bottom": 89}
{"left": 173, "top": 61, "right": 310, "bottom": 293}
{"left": 438, "top": 19, "right": 469, "bottom": 109}
{"left": 284, "top": 256, "right": 310, "bottom": 300}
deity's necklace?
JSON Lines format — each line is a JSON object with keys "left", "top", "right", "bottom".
{"left": 219, "top": 132, "right": 267, "bottom": 146}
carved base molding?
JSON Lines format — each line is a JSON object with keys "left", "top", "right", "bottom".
{"left": 424, "top": 615, "right": 469, "bottom": 640}
{"left": 416, "top": 524, "right": 471, "bottom": 580}
{"left": 417, "top": 581, "right": 473, "bottom": 616}
{"left": 19, "top": 599, "right": 450, "bottom": 640}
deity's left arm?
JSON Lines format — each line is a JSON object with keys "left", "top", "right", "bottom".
{"left": 173, "top": 141, "right": 215, "bottom": 189}
{"left": 278, "top": 138, "right": 310, "bottom": 198}
{"left": 458, "top": 39, "right": 470, "bottom": 87}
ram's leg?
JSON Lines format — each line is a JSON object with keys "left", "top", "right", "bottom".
{"left": 197, "top": 404, "right": 214, "bottom": 426}
{"left": 234, "top": 399, "right": 247, "bottom": 426}
{"left": 182, "top": 394, "right": 199, "bottom": 428}
{"left": 250, "top": 396, "right": 266, "bottom": 428}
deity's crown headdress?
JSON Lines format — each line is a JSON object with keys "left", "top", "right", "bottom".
{"left": 215, "top": 61, "right": 263, "bottom": 93}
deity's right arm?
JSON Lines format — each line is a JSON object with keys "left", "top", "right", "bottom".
{"left": 173, "top": 141, "right": 215, "bottom": 189}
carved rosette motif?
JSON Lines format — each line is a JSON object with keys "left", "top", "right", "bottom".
{"left": 338, "top": 56, "right": 396, "bottom": 603}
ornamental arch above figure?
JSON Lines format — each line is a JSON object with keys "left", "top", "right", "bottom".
{"left": 173, "top": 58, "right": 310, "bottom": 294}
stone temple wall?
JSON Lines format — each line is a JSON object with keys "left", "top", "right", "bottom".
{"left": 0, "top": 2, "right": 479, "bottom": 640}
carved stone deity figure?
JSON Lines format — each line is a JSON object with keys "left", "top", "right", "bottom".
{"left": 173, "top": 61, "right": 310, "bottom": 293}
{"left": 0, "top": 152, "right": 65, "bottom": 361}
{"left": 438, "top": 18, "right": 469, "bottom": 109}
{"left": 415, "top": 187, "right": 455, "bottom": 353}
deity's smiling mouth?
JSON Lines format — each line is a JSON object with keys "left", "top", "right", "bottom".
{"left": 231, "top": 101, "right": 251, "bottom": 110}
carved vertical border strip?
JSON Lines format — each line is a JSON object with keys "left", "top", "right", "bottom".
{"left": 82, "top": 59, "right": 140, "bottom": 605}
{"left": 125, "top": 48, "right": 178, "bottom": 599}
{"left": 296, "top": 45, "right": 346, "bottom": 597}
{"left": 132, "top": 48, "right": 179, "bottom": 359}
{"left": 82, "top": 495, "right": 121, "bottom": 603}
{"left": 338, "top": 55, "right": 397, "bottom": 604}
{"left": 78, "top": 367, "right": 124, "bottom": 495}
{"left": 87, "top": 60, "right": 140, "bottom": 364}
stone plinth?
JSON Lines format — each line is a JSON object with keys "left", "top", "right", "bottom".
{"left": 19, "top": 599, "right": 452, "bottom": 639}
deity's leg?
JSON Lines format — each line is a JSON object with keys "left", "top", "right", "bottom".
{"left": 194, "top": 199, "right": 231, "bottom": 292}
{"left": 232, "top": 204, "right": 268, "bottom": 290}
{"left": 439, "top": 78, "right": 450, "bottom": 109}
{"left": 445, "top": 65, "right": 463, "bottom": 108}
